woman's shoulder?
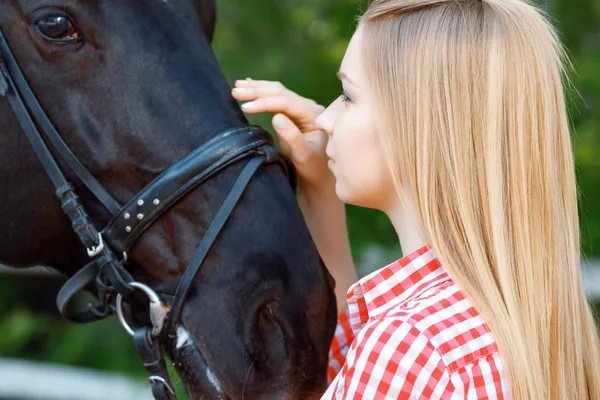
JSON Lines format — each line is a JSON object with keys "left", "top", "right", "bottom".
{"left": 335, "top": 267, "right": 509, "bottom": 399}
{"left": 370, "top": 278, "right": 502, "bottom": 374}
{"left": 346, "top": 287, "right": 508, "bottom": 398}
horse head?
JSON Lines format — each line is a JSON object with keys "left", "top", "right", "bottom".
{"left": 0, "top": 1, "right": 336, "bottom": 398}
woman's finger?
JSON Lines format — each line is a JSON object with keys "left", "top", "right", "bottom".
{"left": 231, "top": 86, "right": 283, "bottom": 102}
{"left": 238, "top": 94, "right": 291, "bottom": 114}
{"left": 234, "top": 79, "right": 284, "bottom": 89}
{"left": 239, "top": 95, "right": 324, "bottom": 128}
{"left": 272, "top": 114, "right": 311, "bottom": 164}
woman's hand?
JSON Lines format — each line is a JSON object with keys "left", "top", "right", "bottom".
{"left": 232, "top": 79, "right": 332, "bottom": 190}
{"left": 233, "top": 79, "right": 357, "bottom": 313}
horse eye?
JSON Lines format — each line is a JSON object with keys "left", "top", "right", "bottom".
{"left": 35, "top": 15, "right": 81, "bottom": 43}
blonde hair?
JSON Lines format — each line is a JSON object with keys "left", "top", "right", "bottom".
{"left": 359, "top": 0, "right": 600, "bottom": 398}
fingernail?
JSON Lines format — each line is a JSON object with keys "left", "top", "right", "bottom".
{"left": 273, "top": 114, "right": 288, "bottom": 129}
{"left": 241, "top": 101, "right": 255, "bottom": 109}
{"left": 233, "top": 88, "right": 247, "bottom": 93}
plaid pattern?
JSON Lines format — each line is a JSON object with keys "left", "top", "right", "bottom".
{"left": 323, "top": 245, "right": 508, "bottom": 399}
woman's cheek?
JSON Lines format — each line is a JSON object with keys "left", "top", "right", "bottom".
{"left": 337, "top": 159, "right": 370, "bottom": 205}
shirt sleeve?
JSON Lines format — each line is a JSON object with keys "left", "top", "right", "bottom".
{"left": 323, "top": 318, "right": 449, "bottom": 400}
{"left": 327, "top": 309, "right": 355, "bottom": 383}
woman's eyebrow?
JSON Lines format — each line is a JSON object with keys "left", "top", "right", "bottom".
{"left": 337, "top": 70, "right": 357, "bottom": 86}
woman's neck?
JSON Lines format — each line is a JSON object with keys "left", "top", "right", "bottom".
{"left": 385, "top": 192, "right": 430, "bottom": 257}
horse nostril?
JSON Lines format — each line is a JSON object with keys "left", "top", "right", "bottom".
{"left": 261, "top": 303, "right": 276, "bottom": 324}
{"left": 255, "top": 302, "right": 290, "bottom": 361}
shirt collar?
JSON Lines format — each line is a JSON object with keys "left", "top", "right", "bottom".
{"left": 346, "top": 244, "right": 446, "bottom": 334}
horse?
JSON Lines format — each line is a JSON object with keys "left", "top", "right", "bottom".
{"left": 0, "top": 1, "right": 337, "bottom": 399}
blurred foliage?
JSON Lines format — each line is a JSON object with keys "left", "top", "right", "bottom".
{"left": 0, "top": 0, "right": 598, "bottom": 394}
{"left": 0, "top": 277, "right": 145, "bottom": 376}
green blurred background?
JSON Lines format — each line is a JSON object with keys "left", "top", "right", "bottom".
{"left": 1, "top": 0, "right": 598, "bottom": 398}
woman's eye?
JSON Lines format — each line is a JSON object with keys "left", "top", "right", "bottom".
{"left": 340, "top": 91, "right": 352, "bottom": 104}
{"left": 35, "top": 15, "right": 81, "bottom": 43}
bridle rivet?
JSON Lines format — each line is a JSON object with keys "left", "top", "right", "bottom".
{"left": 125, "top": 226, "right": 132, "bottom": 233}
{"left": 137, "top": 213, "right": 144, "bottom": 220}
{"left": 137, "top": 199, "right": 145, "bottom": 206}
{"left": 124, "top": 212, "right": 131, "bottom": 220}
{"left": 153, "top": 199, "right": 160, "bottom": 206}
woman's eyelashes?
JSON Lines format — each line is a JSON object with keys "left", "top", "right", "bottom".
{"left": 339, "top": 90, "right": 352, "bottom": 104}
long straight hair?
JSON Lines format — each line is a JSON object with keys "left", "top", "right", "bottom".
{"left": 359, "top": 0, "right": 600, "bottom": 398}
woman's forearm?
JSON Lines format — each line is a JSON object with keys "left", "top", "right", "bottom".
{"left": 298, "top": 181, "right": 358, "bottom": 313}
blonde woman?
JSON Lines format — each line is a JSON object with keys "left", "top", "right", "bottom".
{"left": 232, "top": 0, "right": 600, "bottom": 398}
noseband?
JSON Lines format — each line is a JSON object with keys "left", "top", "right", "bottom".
{"left": 0, "top": 27, "right": 295, "bottom": 400}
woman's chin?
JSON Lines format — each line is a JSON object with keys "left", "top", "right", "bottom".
{"left": 332, "top": 179, "right": 354, "bottom": 202}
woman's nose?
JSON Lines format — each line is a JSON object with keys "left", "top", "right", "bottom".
{"left": 315, "top": 100, "right": 336, "bottom": 136}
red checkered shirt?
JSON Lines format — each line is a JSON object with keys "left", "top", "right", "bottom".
{"left": 323, "top": 245, "right": 508, "bottom": 399}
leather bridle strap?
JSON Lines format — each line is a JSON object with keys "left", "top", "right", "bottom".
{"left": 0, "top": 48, "right": 101, "bottom": 251}
{"left": 134, "top": 328, "right": 176, "bottom": 400}
{"left": 0, "top": 27, "right": 122, "bottom": 216}
{"left": 101, "top": 127, "right": 275, "bottom": 255}
{"left": 165, "top": 156, "right": 266, "bottom": 340}
{"left": 0, "top": 29, "right": 121, "bottom": 215}
{"left": 56, "top": 253, "right": 112, "bottom": 323}
{"left": 55, "top": 129, "right": 280, "bottom": 324}
{"left": 0, "top": 61, "right": 67, "bottom": 190}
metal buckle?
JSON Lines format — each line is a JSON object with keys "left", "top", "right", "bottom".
{"left": 116, "top": 282, "right": 170, "bottom": 338}
{"left": 149, "top": 376, "right": 176, "bottom": 396}
{"left": 86, "top": 233, "right": 105, "bottom": 257}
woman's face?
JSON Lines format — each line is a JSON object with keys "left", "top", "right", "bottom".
{"left": 316, "top": 28, "right": 395, "bottom": 210}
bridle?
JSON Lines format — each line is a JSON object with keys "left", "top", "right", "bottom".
{"left": 0, "top": 27, "right": 295, "bottom": 400}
